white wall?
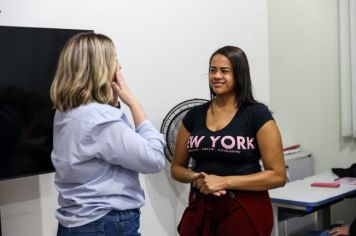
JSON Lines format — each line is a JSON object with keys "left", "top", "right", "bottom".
{"left": 0, "top": 1, "right": 270, "bottom": 235}
{"left": 268, "top": 0, "right": 356, "bottom": 231}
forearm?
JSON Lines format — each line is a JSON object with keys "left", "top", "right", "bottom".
{"left": 128, "top": 100, "right": 147, "bottom": 128}
{"left": 225, "top": 170, "right": 286, "bottom": 191}
{"left": 171, "top": 165, "right": 197, "bottom": 183}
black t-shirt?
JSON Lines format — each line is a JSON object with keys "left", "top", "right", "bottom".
{"left": 182, "top": 101, "right": 273, "bottom": 176}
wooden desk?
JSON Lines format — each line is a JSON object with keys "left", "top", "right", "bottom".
{"left": 269, "top": 172, "right": 356, "bottom": 236}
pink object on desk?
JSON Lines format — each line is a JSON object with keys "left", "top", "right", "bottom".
{"left": 310, "top": 182, "right": 340, "bottom": 188}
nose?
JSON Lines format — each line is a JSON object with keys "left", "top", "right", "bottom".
{"left": 212, "top": 70, "right": 223, "bottom": 79}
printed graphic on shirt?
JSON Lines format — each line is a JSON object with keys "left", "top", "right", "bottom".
{"left": 187, "top": 135, "right": 255, "bottom": 154}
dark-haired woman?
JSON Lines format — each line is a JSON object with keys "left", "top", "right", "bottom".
{"left": 171, "top": 46, "right": 287, "bottom": 236}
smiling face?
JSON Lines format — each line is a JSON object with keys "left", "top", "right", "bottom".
{"left": 209, "top": 54, "right": 236, "bottom": 97}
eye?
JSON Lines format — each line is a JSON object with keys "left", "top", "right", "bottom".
{"left": 209, "top": 67, "right": 217, "bottom": 73}
{"left": 222, "top": 69, "right": 231, "bottom": 74}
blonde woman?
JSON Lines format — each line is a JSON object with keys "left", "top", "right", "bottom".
{"left": 50, "top": 32, "right": 165, "bottom": 236}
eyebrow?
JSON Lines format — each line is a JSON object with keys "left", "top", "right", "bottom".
{"left": 209, "top": 66, "right": 232, "bottom": 70}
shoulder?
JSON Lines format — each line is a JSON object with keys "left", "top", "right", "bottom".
{"left": 183, "top": 101, "right": 210, "bottom": 131}
{"left": 240, "top": 103, "right": 274, "bottom": 133}
{"left": 242, "top": 103, "right": 272, "bottom": 117}
{"left": 56, "top": 102, "right": 123, "bottom": 126}
{"left": 189, "top": 101, "right": 210, "bottom": 112}
{"left": 86, "top": 103, "right": 124, "bottom": 123}
{"left": 184, "top": 101, "right": 209, "bottom": 120}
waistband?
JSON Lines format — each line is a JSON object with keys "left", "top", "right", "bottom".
{"left": 107, "top": 208, "right": 140, "bottom": 216}
{"left": 190, "top": 187, "right": 238, "bottom": 199}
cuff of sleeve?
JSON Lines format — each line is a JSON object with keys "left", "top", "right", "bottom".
{"left": 135, "top": 119, "right": 152, "bottom": 132}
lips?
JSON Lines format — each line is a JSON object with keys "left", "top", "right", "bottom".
{"left": 211, "top": 81, "right": 225, "bottom": 87}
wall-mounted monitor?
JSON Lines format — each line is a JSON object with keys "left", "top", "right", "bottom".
{"left": 0, "top": 25, "right": 92, "bottom": 181}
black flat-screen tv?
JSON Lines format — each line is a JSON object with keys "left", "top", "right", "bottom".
{"left": 0, "top": 25, "right": 92, "bottom": 181}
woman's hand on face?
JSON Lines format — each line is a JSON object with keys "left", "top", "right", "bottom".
{"left": 110, "top": 64, "right": 119, "bottom": 107}
{"left": 111, "top": 63, "right": 137, "bottom": 107}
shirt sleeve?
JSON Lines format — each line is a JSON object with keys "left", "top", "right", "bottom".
{"left": 182, "top": 103, "right": 207, "bottom": 132}
{"left": 182, "top": 107, "right": 196, "bottom": 132}
{"left": 248, "top": 104, "right": 274, "bottom": 133}
{"left": 86, "top": 117, "right": 166, "bottom": 174}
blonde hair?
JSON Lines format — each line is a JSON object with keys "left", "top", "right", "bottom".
{"left": 50, "top": 32, "right": 117, "bottom": 111}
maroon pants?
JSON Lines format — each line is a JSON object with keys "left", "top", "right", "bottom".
{"left": 178, "top": 190, "right": 273, "bottom": 236}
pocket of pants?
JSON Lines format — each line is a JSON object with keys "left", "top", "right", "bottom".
{"left": 188, "top": 192, "right": 201, "bottom": 206}
{"left": 178, "top": 196, "right": 204, "bottom": 235}
{"left": 115, "top": 209, "right": 141, "bottom": 235}
{"left": 65, "top": 222, "right": 105, "bottom": 233}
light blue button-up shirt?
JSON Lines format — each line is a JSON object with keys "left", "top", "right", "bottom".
{"left": 51, "top": 102, "right": 165, "bottom": 227}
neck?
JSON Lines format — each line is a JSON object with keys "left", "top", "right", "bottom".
{"left": 213, "top": 95, "right": 237, "bottom": 109}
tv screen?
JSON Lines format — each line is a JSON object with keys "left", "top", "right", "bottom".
{"left": 0, "top": 26, "right": 92, "bottom": 181}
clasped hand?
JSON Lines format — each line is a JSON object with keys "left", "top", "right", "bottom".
{"left": 192, "top": 172, "right": 227, "bottom": 196}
